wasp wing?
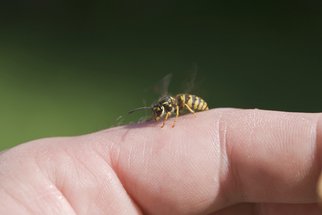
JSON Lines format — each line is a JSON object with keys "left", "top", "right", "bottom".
{"left": 153, "top": 73, "right": 172, "bottom": 96}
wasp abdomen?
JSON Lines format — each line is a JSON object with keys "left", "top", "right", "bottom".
{"left": 176, "top": 94, "right": 208, "bottom": 112}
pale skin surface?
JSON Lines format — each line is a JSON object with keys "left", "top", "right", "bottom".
{"left": 1, "top": 109, "right": 322, "bottom": 215}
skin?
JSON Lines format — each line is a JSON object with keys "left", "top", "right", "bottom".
{"left": 0, "top": 108, "right": 322, "bottom": 215}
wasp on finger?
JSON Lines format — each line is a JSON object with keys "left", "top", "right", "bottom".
{"left": 129, "top": 72, "right": 209, "bottom": 128}
{"left": 129, "top": 93, "right": 208, "bottom": 128}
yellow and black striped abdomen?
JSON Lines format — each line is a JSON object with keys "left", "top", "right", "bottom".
{"left": 175, "top": 94, "right": 209, "bottom": 112}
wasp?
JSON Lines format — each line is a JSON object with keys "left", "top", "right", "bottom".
{"left": 129, "top": 93, "right": 209, "bottom": 128}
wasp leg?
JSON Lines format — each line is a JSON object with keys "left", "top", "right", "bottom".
{"left": 161, "top": 112, "right": 171, "bottom": 128}
{"left": 171, "top": 106, "right": 179, "bottom": 128}
{"left": 184, "top": 104, "right": 196, "bottom": 116}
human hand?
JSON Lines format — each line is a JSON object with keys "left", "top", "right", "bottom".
{"left": 0, "top": 109, "right": 321, "bottom": 214}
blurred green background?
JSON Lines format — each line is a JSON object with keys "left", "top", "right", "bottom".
{"left": 0, "top": 1, "right": 321, "bottom": 150}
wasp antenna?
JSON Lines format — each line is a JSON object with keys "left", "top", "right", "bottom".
{"left": 128, "top": 107, "right": 151, "bottom": 114}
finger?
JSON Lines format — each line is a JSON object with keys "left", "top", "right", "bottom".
{"left": 221, "top": 109, "right": 322, "bottom": 203}
{"left": 212, "top": 203, "right": 321, "bottom": 215}
{"left": 1, "top": 109, "right": 321, "bottom": 215}
{"left": 94, "top": 109, "right": 322, "bottom": 214}
{"left": 0, "top": 137, "right": 142, "bottom": 215}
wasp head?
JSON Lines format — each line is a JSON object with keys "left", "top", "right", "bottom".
{"left": 152, "top": 96, "right": 175, "bottom": 121}
{"left": 152, "top": 103, "right": 164, "bottom": 121}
